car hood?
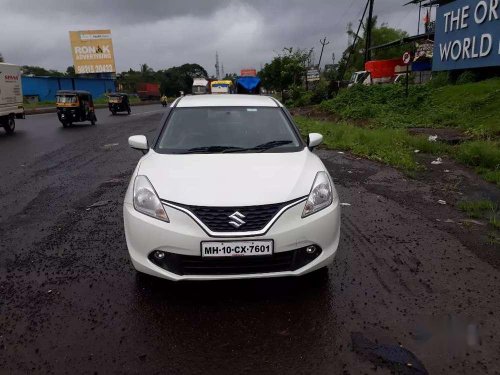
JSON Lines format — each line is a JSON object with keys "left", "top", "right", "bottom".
{"left": 137, "top": 149, "right": 326, "bottom": 206}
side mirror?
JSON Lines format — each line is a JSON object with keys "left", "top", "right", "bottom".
{"left": 129, "top": 135, "right": 148, "bottom": 154}
{"left": 307, "top": 133, "right": 323, "bottom": 150}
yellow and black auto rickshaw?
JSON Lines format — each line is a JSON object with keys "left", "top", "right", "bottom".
{"left": 108, "top": 93, "right": 131, "bottom": 115}
{"left": 56, "top": 90, "right": 97, "bottom": 127}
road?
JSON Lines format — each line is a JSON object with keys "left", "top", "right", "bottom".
{"left": 1, "top": 105, "right": 499, "bottom": 374}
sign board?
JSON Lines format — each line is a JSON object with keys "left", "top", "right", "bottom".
{"left": 69, "top": 30, "right": 116, "bottom": 74}
{"left": 414, "top": 41, "right": 434, "bottom": 61}
{"left": 306, "top": 68, "right": 320, "bottom": 82}
{"left": 402, "top": 51, "right": 412, "bottom": 64}
{"left": 433, "top": 0, "right": 500, "bottom": 71}
{"left": 240, "top": 69, "right": 257, "bottom": 76}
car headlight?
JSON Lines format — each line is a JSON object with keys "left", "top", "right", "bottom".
{"left": 133, "top": 175, "right": 169, "bottom": 222}
{"left": 302, "top": 171, "right": 337, "bottom": 217}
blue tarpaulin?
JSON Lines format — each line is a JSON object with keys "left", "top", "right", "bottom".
{"left": 236, "top": 76, "right": 261, "bottom": 94}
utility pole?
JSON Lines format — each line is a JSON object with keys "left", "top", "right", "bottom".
{"left": 339, "top": 0, "right": 369, "bottom": 80}
{"left": 318, "top": 37, "right": 330, "bottom": 72}
{"left": 364, "top": 0, "right": 374, "bottom": 64}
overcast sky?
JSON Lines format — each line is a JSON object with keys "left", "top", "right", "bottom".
{"left": 0, "top": 0, "right": 428, "bottom": 75}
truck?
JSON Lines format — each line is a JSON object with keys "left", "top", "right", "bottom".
{"left": 0, "top": 63, "right": 24, "bottom": 134}
{"left": 136, "top": 82, "right": 160, "bottom": 101}
{"left": 348, "top": 58, "right": 403, "bottom": 86}
{"left": 192, "top": 78, "right": 209, "bottom": 95}
{"left": 235, "top": 76, "right": 261, "bottom": 95}
{"left": 210, "top": 80, "right": 234, "bottom": 94}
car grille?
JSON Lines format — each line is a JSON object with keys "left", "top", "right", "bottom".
{"left": 171, "top": 199, "right": 302, "bottom": 233}
{"left": 149, "top": 246, "right": 322, "bottom": 276}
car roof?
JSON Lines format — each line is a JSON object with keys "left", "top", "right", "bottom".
{"left": 176, "top": 94, "right": 281, "bottom": 108}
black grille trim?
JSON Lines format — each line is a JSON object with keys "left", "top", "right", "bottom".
{"left": 149, "top": 246, "right": 322, "bottom": 276}
{"left": 162, "top": 197, "right": 306, "bottom": 236}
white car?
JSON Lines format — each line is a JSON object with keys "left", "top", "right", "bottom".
{"left": 123, "top": 95, "right": 340, "bottom": 281}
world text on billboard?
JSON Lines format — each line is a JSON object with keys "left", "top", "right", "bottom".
{"left": 433, "top": 0, "right": 499, "bottom": 71}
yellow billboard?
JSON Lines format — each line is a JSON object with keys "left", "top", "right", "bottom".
{"left": 69, "top": 29, "right": 116, "bottom": 74}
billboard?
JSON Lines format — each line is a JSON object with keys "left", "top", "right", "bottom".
{"left": 433, "top": 0, "right": 500, "bottom": 71}
{"left": 69, "top": 30, "right": 116, "bottom": 74}
{"left": 240, "top": 69, "right": 257, "bottom": 76}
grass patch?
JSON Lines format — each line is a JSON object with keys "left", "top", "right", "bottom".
{"left": 295, "top": 116, "right": 430, "bottom": 171}
{"left": 319, "top": 78, "right": 500, "bottom": 138}
{"left": 24, "top": 95, "right": 142, "bottom": 109}
{"left": 458, "top": 200, "right": 499, "bottom": 229}
{"left": 295, "top": 117, "right": 500, "bottom": 185}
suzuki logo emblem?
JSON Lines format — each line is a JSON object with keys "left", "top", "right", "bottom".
{"left": 228, "top": 211, "right": 246, "bottom": 228}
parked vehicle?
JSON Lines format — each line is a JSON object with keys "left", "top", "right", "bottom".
{"left": 192, "top": 78, "right": 209, "bottom": 95}
{"left": 210, "top": 80, "right": 233, "bottom": 94}
{"left": 348, "top": 58, "right": 403, "bottom": 87}
{"left": 124, "top": 94, "right": 341, "bottom": 281}
{"left": 56, "top": 90, "right": 97, "bottom": 127}
{"left": 235, "top": 76, "right": 261, "bottom": 95}
{"left": 0, "top": 63, "right": 24, "bottom": 134}
{"left": 136, "top": 83, "right": 160, "bottom": 101}
{"left": 108, "top": 93, "right": 131, "bottom": 115}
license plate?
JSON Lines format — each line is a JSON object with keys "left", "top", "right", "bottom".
{"left": 201, "top": 240, "right": 273, "bottom": 257}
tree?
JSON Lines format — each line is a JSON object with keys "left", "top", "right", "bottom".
{"left": 66, "top": 66, "right": 75, "bottom": 76}
{"left": 21, "top": 65, "right": 65, "bottom": 77}
{"left": 0, "top": 53, "right": 4, "bottom": 63}
{"left": 337, "top": 17, "right": 409, "bottom": 79}
{"left": 158, "top": 64, "right": 208, "bottom": 96}
{"left": 258, "top": 47, "right": 312, "bottom": 95}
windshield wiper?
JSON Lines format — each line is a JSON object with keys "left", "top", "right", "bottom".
{"left": 223, "top": 140, "right": 293, "bottom": 153}
{"left": 180, "top": 146, "right": 245, "bottom": 154}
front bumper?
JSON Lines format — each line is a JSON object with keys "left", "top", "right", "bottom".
{"left": 123, "top": 200, "right": 340, "bottom": 281}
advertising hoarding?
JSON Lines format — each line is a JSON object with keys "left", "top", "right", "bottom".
{"left": 69, "top": 30, "right": 116, "bottom": 74}
{"left": 433, "top": 0, "right": 499, "bottom": 71}
{"left": 240, "top": 69, "right": 257, "bottom": 76}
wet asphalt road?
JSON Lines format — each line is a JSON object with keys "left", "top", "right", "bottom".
{"left": 1, "top": 106, "right": 499, "bottom": 374}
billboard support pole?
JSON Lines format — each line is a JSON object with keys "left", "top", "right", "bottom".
{"left": 405, "top": 64, "right": 409, "bottom": 98}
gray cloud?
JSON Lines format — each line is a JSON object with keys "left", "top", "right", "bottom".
{"left": 0, "top": 0, "right": 422, "bottom": 76}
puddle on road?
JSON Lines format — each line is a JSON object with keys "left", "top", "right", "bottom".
{"left": 351, "top": 332, "right": 428, "bottom": 374}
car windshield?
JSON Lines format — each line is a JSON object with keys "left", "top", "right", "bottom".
{"left": 156, "top": 107, "right": 302, "bottom": 154}
{"left": 57, "top": 95, "right": 77, "bottom": 103}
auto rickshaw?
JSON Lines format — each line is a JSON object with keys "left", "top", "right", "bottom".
{"left": 56, "top": 90, "right": 97, "bottom": 127}
{"left": 108, "top": 93, "right": 131, "bottom": 115}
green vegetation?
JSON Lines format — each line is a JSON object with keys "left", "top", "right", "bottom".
{"left": 458, "top": 200, "right": 499, "bottom": 229}
{"left": 258, "top": 48, "right": 312, "bottom": 96}
{"left": 117, "top": 63, "right": 208, "bottom": 97}
{"left": 296, "top": 117, "right": 446, "bottom": 171}
{"left": 293, "top": 78, "right": 500, "bottom": 185}
{"left": 24, "top": 95, "right": 142, "bottom": 109}
{"left": 295, "top": 117, "right": 500, "bottom": 185}
{"left": 336, "top": 17, "right": 409, "bottom": 79}
{"left": 319, "top": 78, "right": 500, "bottom": 137}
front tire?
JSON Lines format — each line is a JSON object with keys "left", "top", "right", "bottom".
{"left": 3, "top": 116, "right": 15, "bottom": 134}
{"left": 91, "top": 114, "right": 96, "bottom": 125}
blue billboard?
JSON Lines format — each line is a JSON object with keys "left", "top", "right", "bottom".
{"left": 433, "top": 0, "right": 500, "bottom": 71}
